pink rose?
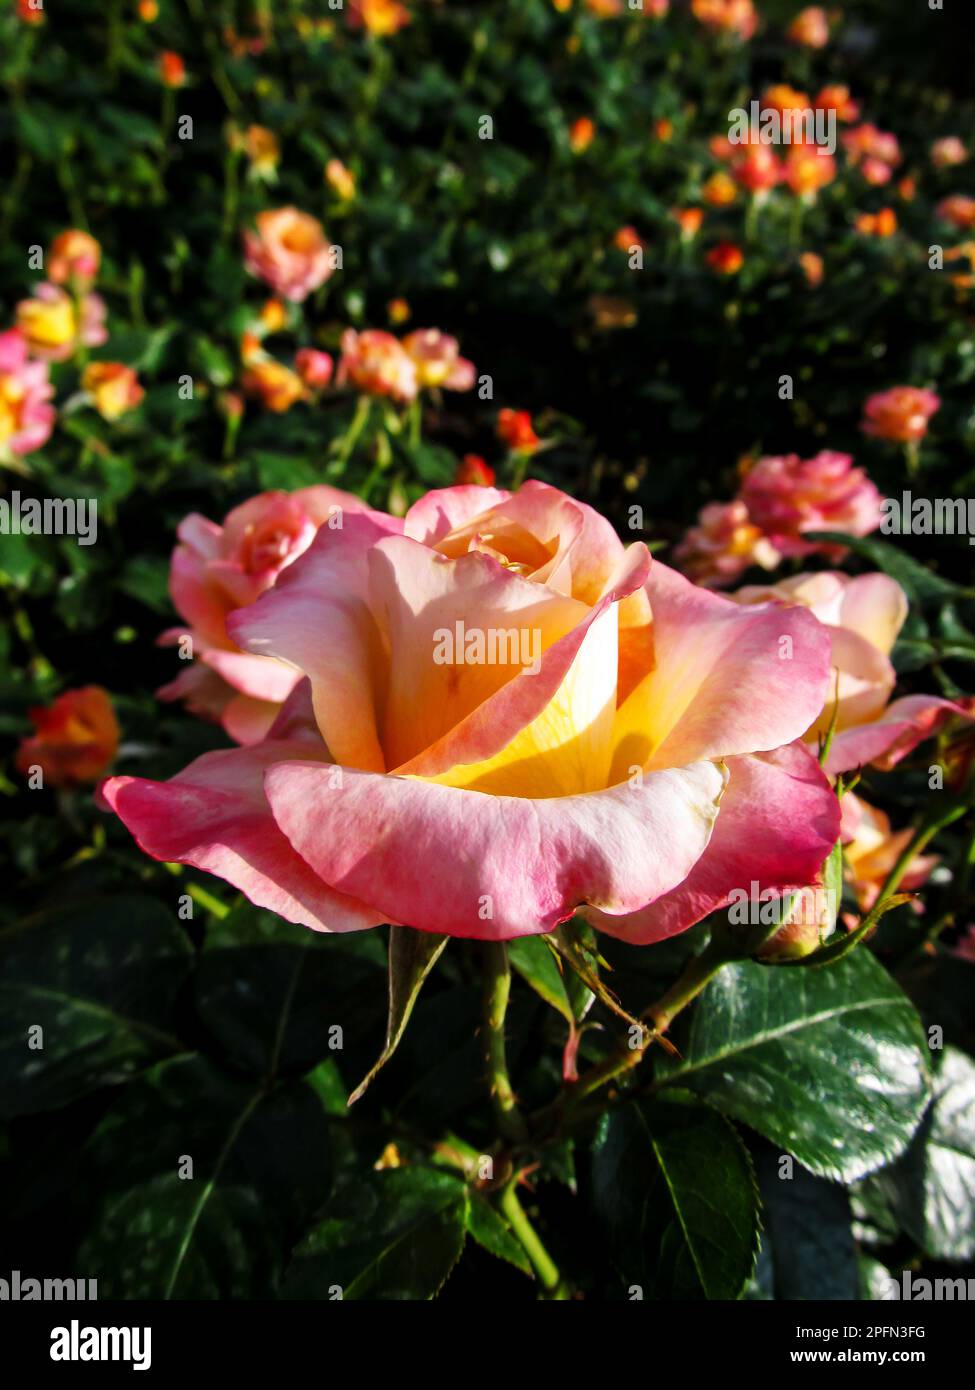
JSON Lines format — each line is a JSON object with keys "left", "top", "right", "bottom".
{"left": 242, "top": 207, "right": 335, "bottom": 303}
{"left": 0, "top": 328, "right": 56, "bottom": 456}
{"left": 739, "top": 450, "right": 884, "bottom": 558}
{"left": 157, "top": 485, "right": 388, "bottom": 744}
{"left": 673, "top": 499, "right": 782, "bottom": 589}
{"left": 106, "top": 481, "right": 839, "bottom": 943}
{"left": 731, "top": 569, "right": 975, "bottom": 774}
{"left": 294, "top": 348, "right": 334, "bottom": 390}
{"left": 401, "top": 329, "right": 475, "bottom": 391}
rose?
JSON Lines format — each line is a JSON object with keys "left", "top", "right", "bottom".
{"left": 157, "top": 485, "right": 388, "bottom": 744}
{"left": 17, "top": 687, "right": 119, "bottom": 787}
{"left": 47, "top": 230, "right": 101, "bottom": 290}
{"left": 674, "top": 499, "right": 781, "bottom": 589}
{"left": 106, "top": 481, "right": 839, "bottom": 944}
{"left": 0, "top": 328, "right": 56, "bottom": 457}
{"left": 337, "top": 329, "right": 417, "bottom": 402}
{"left": 294, "top": 348, "right": 334, "bottom": 390}
{"left": 786, "top": 6, "right": 830, "bottom": 49}
{"left": 242, "top": 358, "right": 307, "bottom": 412}
{"left": 738, "top": 450, "right": 884, "bottom": 556}
{"left": 81, "top": 362, "right": 145, "bottom": 421}
{"left": 691, "top": 0, "right": 757, "bottom": 41}
{"left": 15, "top": 284, "right": 107, "bottom": 362}
{"left": 401, "top": 330, "right": 475, "bottom": 391}
{"left": 730, "top": 570, "right": 974, "bottom": 773}
{"left": 242, "top": 208, "right": 335, "bottom": 303}
{"left": 861, "top": 386, "right": 941, "bottom": 444}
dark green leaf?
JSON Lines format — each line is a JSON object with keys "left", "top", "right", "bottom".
{"left": 282, "top": 1168, "right": 468, "bottom": 1300}
{"left": 349, "top": 926, "right": 448, "bottom": 1103}
{"left": 591, "top": 1091, "right": 759, "bottom": 1300}
{"left": 466, "top": 1191, "right": 532, "bottom": 1277}
{"left": 0, "top": 895, "right": 190, "bottom": 1119}
{"left": 657, "top": 951, "right": 931, "bottom": 1181}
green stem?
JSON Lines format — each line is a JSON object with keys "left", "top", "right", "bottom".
{"left": 498, "top": 1179, "right": 567, "bottom": 1298}
{"left": 481, "top": 942, "right": 527, "bottom": 1143}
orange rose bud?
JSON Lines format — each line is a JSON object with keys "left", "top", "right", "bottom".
{"left": 259, "top": 298, "right": 288, "bottom": 333}
{"left": 497, "top": 408, "right": 539, "bottom": 453}
{"left": 613, "top": 224, "right": 644, "bottom": 253}
{"left": 387, "top": 297, "right": 411, "bottom": 325}
{"left": 294, "top": 348, "right": 334, "bottom": 390}
{"left": 569, "top": 117, "right": 596, "bottom": 154}
{"left": 854, "top": 208, "right": 897, "bottom": 237}
{"left": 159, "top": 51, "right": 186, "bottom": 87}
{"left": 455, "top": 454, "right": 496, "bottom": 487}
{"left": 673, "top": 206, "right": 704, "bottom": 238}
{"left": 242, "top": 359, "right": 307, "bottom": 413}
{"left": 706, "top": 241, "right": 744, "bottom": 274}
{"left": 897, "top": 176, "right": 917, "bottom": 202}
{"left": 16, "top": 687, "right": 120, "bottom": 787}
{"left": 703, "top": 170, "right": 737, "bottom": 206}
{"left": 325, "top": 158, "right": 357, "bottom": 201}
{"left": 786, "top": 5, "right": 830, "bottom": 48}
{"left": 48, "top": 230, "right": 101, "bottom": 290}
{"left": 799, "top": 251, "right": 824, "bottom": 286}
{"left": 81, "top": 362, "right": 145, "bottom": 420}
{"left": 138, "top": 0, "right": 159, "bottom": 20}
{"left": 240, "top": 331, "right": 262, "bottom": 366}
{"left": 653, "top": 118, "right": 674, "bottom": 142}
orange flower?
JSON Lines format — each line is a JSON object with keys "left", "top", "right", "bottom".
{"left": 653, "top": 118, "right": 674, "bottom": 142}
{"left": 387, "top": 297, "right": 411, "bottom": 325}
{"left": 569, "top": 117, "right": 596, "bottom": 154}
{"left": 784, "top": 145, "right": 836, "bottom": 199}
{"left": 786, "top": 6, "right": 829, "bottom": 48}
{"left": 16, "top": 0, "right": 45, "bottom": 24}
{"left": 861, "top": 386, "right": 940, "bottom": 444}
{"left": 691, "top": 0, "right": 757, "bottom": 40}
{"left": 242, "top": 359, "right": 307, "bottom": 412}
{"left": 730, "top": 144, "right": 781, "bottom": 195}
{"left": 936, "top": 195, "right": 975, "bottom": 231}
{"left": 813, "top": 84, "right": 859, "bottom": 123}
{"left": 613, "top": 225, "right": 644, "bottom": 253}
{"left": 854, "top": 208, "right": 897, "bottom": 238}
{"left": 81, "top": 362, "right": 145, "bottom": 420}
{"left": 497, "top": 408, "right": 540, "bottom": 453}
{"left": 762, "top": 84, "right": 810, "bottom": 119}
{"left": 242, "top": 124, "right": 280, "bottom": 181}
{"left": 16, "top": 687, "right": 120, "bottom": 787}
{"left": 455, "top": 454, "right": 496, "bottom": 487}
{"left": 259, "top": 298, "right": 288, "bottom": 334}
{"left": 672, "top": 206, "right": 704, "bottom": 238}
{"left": 138, "top": 0, "right": 159, "bottom": 20}
{"left": 47, "top": 230, "right": 101, "bottom": 290}
{"left": 897, "top": 176, "right": 916, "bottom": 202}
{"left": 158, "top": 51, "right": 186, "bottom": 87}
{"left": 346, "top": 0, "right": 411, "bottom": 36}
{"left": 325, "top": 158, "right": 357, "bottom": 201}
{"left": 702, "top": 170, "right": 737, "bottom": 206}
{"left": 706, "top": 241, "right": 744, "bottom": 274}
{"left": 293, "top": 349, "right": 334, "bottom": 390}
{"left": 799, "top": 251, "right": 824, "bottom": 286}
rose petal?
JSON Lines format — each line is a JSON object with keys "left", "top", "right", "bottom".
{"left": 588, "top": 743, "right": 840, "bottom": 944}
{"left": 264, "top": 757, "right": 728, "bottom": 940}
{"left": 102, "top": 742, "right": 381, "bottom": 933}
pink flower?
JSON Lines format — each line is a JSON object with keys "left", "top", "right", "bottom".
{"left": 294, "top": 348, "right": 334, "bottom": 390}
{"left": 337, "top": 329, "right": 418, "bottom": 402}
{"left": 402, "top": 329, "right": 475, "bottom": 391}
{"left": 739, "top": 450, "right": 884, "bottom": 558}
{"left": 936, "top": 195, "right": 975, "bottom": 231}
{"left": 156, "top": 486, "right": 383, "bottom": 744}
{"left": 673, "top": 499, "right": 781, "bottom": 588}
{"left": 861, "top": 386, "right": 941, "bottom": 444}
{"left": 0, "top": 328, "right": 56, "bottom": 456}
{"left": 731, "top": 569, "right": 975, "bottom": 775}
{"left": 242, "top": 207, "right": 335, "bottom": 303}
{"left": 105, "top": 481, "right": 839, "bottom": 943}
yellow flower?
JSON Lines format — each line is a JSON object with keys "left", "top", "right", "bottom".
{"left": 81, "top": 362, "right": 145, "bottom": 421}
{"left": 17, "top": 289, "right": 76, "bottom": 357}
{"left": 325, "top": 158, "right": 356, "bottom": 201}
